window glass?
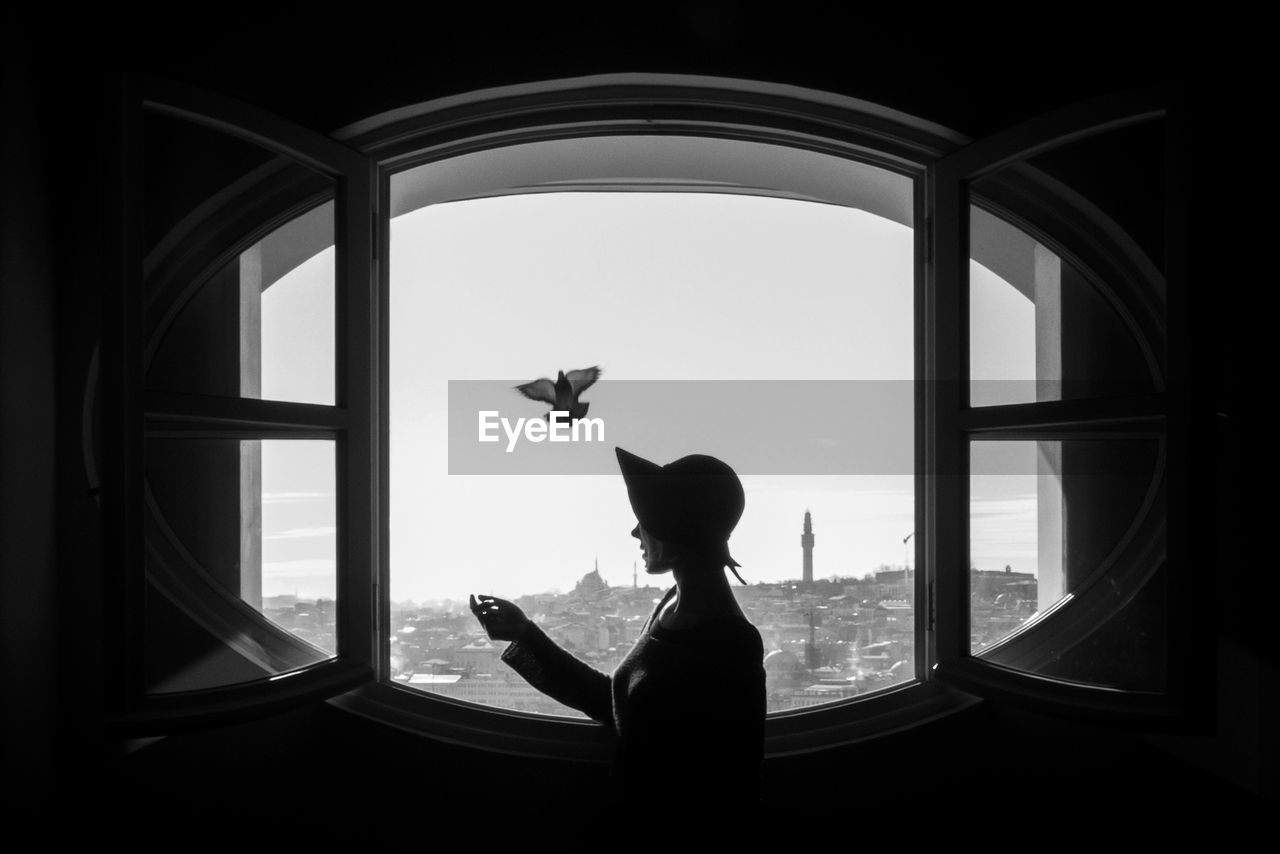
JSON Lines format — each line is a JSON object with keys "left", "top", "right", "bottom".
{"left": 969, "top": 439, "right": 1165, "bottom": 691}
{"left": 968, "top": 203, "right": 1158, "bottom": 407}
{"left": 389, "top": 151, "right": 917, "bottom": 715}
{"left": 145, "top": 438, "right": 336, "bottom": 693}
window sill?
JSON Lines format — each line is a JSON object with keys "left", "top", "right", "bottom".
{"left": 328, "top": 678, "right": 979, "bottom": 761}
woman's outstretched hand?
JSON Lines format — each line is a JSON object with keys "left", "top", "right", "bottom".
{"left": 470, "top": 594, "right": 532, "bottom": 642}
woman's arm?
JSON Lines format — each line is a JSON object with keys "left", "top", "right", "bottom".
{"left": 500, "top": 622, "right": 613, "bottom": 723}
{"left": 471, "top": 594, "right": 613, "bottom": 724}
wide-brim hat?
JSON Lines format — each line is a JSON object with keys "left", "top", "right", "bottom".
{"left": 616, "top": 446, "right": 744, "bottom": 569}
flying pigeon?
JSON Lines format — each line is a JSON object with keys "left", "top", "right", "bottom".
{"left": 515, "top": 366, "right": 602, "bottom": 421}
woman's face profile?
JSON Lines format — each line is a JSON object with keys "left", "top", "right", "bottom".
{"left": 632, "top": 524, "right": 671, "bottom": 574}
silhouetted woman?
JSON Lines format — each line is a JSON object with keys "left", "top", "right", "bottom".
{"left": 470, "top": 446, "right": 765, "bottom": 804}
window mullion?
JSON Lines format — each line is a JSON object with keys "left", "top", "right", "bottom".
{"left": 143, "top": 391, "right": 349, "bottom": 433}
{"left": 958, "top": 394, "right": 1166, "bottom": 436}
{"left": 924, "top": 159, "right": 970, "bottom": 674}
{"left": 335, "top": 157, "right": 377, "bottom": 670}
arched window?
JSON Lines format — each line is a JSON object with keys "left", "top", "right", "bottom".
{"left": 102, "top": 75, "right": 1192, "bottom": 751}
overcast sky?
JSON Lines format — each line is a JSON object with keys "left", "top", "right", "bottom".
{"left": 257, "top": 191, "right": 1039, "bottom": 603}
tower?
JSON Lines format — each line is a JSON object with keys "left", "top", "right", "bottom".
{"left": 801, "top": 509, "right": 815, "bottom": 588}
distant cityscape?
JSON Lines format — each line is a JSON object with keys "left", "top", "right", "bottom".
{"left": 262, "top": 596, "right": 336, "bottom": 655}
{"left": 262, "top": 511, "right": 1038, "bottom": 716}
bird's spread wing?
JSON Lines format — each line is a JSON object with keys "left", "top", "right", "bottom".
{"left": 565, "top": 366, "right": 601, "bottom": 395}
{"left": 515, "top": 378, "right": 558, "bottom": 405}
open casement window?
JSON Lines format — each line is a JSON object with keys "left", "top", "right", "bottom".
{"left": 104, "top": 77, "right": 377, "bottom": 729}
{"left": 104, "top": 75, "right": 1196, "bottom": 744}
{"left": 926, "top": 90, "right": 1200, "bottom": 724}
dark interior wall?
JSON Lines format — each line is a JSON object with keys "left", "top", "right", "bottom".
{"left": 1, "top": 13, "right": 58, "bottom": 805}
{"left": 106, "top": 698, "right": 1260, "bottom": 836}
{"left": 2, "top": 3, "right": 1267, "bottom": 823}
{"left": 18, "top": 5, "right": 1211, "bottom": 141}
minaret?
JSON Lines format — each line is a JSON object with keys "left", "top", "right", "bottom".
{"left": 801, "top": 509, "right": 815, "bottom": 588}
{"left": 633, "top": 561, "right": 637, "bottom": 589}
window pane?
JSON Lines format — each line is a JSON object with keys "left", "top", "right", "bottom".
{"left": 968, "top": 204, "right": 1159, "bottom": 407}
{"left": 969, "top": 439, "right": 1165, "bottom": 691}
{"left": 145, "top": 438, "right": 336, "bottom": 693}
{"left": 967, "top": 119, "right": 1165, "bottom": 408}
{"left": 143, "top": 110, "right": 336, "bottom": 406}
{"left": 390, "top": 151, "right": 916, "bottom": 716}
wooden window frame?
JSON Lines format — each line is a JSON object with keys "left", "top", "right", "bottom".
{"left": 104, "top": 74, "right": 1199, "bottom": 753}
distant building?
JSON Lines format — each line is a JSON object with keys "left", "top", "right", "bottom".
{"left": 970, "top": 565, "right": 1037, "bottom": 602}
{"left": 763, "top": 649, "right": 807, "bottom": 698}
{"left": 970, "top": 566, "right": 1038, "bottom": 649}
{"left": 547, "top": 620, "right": 607, "bottom": 652}
{"left": 801, "top": 509, "right": 815, "bottom": 588}
{"left": 571, "top": 561, "right": 610, "bottom": 602}
{"left": 455, "top": 639, "right": 499, "bottom": 673}
{"left": 402, "top": 672, "right": 585, "bottom": 716}
{"left": 789, "top": 682, "right": 859, "bottom": 709}
{"left": 873, "top": 567, "right": 913, "bottom": 601}
{"left": 405, "top": 673, "right": 462, "bottom": 690}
